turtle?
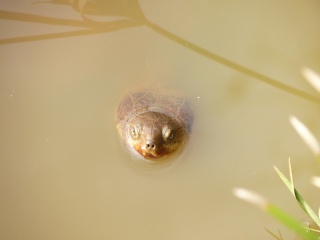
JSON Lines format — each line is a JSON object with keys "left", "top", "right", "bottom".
{"left": 116, "top": 88, "right": 193, "bottom": 164}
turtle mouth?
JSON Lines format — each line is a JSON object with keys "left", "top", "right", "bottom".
{"left": 134, "top": 147, "right": 163, "bottom": 160}
{"left": 140, "top": 151, "right": 159, "bottom": 159}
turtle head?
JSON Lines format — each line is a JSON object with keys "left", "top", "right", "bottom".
{"left": 128, "top": 111, "right": 185, "bottom": 160}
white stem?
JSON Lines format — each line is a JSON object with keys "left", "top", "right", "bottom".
{"left": 233, "top": 188, "right": 267, "bottom": 208}
{"left": 289, "top": 116, "right": 320, "bottom": 156}
{"left": 311, "top": 176, "right": 320, "bottom": 188}
{"left": 302, "top": 67, "right": 320, "bottom": 93}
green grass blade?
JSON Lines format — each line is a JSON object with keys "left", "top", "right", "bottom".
{"left": 234, "top": 188, "right": 319, "bottom": 240}
{"left": 274, "top": 165, "right": 294, "bottom": 194}
{"left": 295, "top": 189, "right": 320, "bottom": 228}
{"left": 264, "top": 228, "right": 283, "bottom": 240}
{"left": 267, "top": 204, "right": 319, "bottom": 240}
{"left": 274, "top": 162, "right": 320, "bottom": 227}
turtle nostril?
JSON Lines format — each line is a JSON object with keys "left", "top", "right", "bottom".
{"left": 145, "top": 141, "right": 156, "bottom": 151}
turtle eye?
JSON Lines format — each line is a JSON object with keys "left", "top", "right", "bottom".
{"left": 163, "top": 126, "right": 174, "bottom": 141}
{"left": 169, "top": 132, "right": 174, "bottom": 139}
{"left": 130, "top": 124, "right": 141, "bottom": 139}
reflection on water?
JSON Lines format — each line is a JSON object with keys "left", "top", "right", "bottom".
{"left": 2, "top": 0, "right": 320, "bottom": 105}
{"left": 1, "top": 1, "right": 320, "bottom": 240}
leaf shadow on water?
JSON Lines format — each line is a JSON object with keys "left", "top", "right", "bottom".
{"left": 1, "top": 0, "right": 320, "bottom": 104}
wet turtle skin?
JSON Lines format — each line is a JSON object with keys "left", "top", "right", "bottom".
{"left": 116, "top": 89, "right": 193, "bottom": 161}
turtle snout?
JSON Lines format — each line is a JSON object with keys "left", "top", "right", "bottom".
{"left": 144, "top": 140, "right": 156, "bottom": 152}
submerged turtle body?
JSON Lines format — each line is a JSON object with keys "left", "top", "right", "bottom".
{"left": 116, "top": 89, "right": 193, "bottom": 163}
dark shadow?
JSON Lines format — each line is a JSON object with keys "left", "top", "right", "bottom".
{"left": 0, "top": 9, "right": 144, "bottom": 45}
{"left": 37, "top": 0, "right": 146, "bottom": 20}
{"left": 1, "top": 1, "right": 319, "bottom": 104}
{"left": 0, "top": 9, "right": 94, "bottom": 27}
{"left": 145, "top": 21, "right": 320, "bottom": 104}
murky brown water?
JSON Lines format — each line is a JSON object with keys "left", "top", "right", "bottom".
{"left": 1, "top": 1, "right": 320, "bottom": 239}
